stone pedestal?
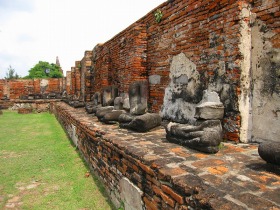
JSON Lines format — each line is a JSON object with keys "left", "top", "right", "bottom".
{"left": 166, "top": 120, "right": 223, "bottom": 153}
{"left": 119, "top": 113, "right": 162, "bottom": 132}
{"left": 258, "top": 142, "right": 280, "bottom": 165}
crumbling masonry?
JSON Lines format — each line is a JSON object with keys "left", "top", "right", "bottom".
{"left": 1, "top": 0, "right": 279, "bottom": 209}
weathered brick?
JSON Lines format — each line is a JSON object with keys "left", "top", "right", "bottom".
{"left": 143, "top": 196, "right": 159, "bottom": 210}
{"left": 161, "top": 185, "right": 184, "bottom": 204}
{"left": 152, "top": 185, "right": 175, "bottom": 207}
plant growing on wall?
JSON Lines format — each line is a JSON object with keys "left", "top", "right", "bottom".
{"left": 5, "top": 65, "right": 20, "bottom": 79}
{"left": 154, "top": 9, "right": 163, "bottom": 23}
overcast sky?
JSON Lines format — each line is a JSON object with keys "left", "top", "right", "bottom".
{"left": 0, "top": 0, "right": 165, "bottom": 78}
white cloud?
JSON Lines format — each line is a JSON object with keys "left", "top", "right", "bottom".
{"left": 0, "top": 0, "right": 165, "bottom": 78}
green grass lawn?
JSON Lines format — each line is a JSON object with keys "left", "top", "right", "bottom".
{"left": 0, "top": 110, "right": 115, "bottom": 210}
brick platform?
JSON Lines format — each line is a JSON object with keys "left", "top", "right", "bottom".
{"left": 52, "top": 102, "right": 280, "bottom": 210}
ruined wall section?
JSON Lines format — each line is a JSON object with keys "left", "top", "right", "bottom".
{"left": 66, "top": 71, "right": 72, "bottom": 95}
{"left": 74, "top": 61, "right": 81, "bottom": 99}
{"left": 92, "top": 23, "right": 147, "bottom": 95}
{"left": 0, "top": 80, "right": 5, "bottom": 99}
{"left": 70, "top": 67, "right": 76, "bottom": 96}
{"left": 0, "top": 78, "right": 63, "bottom": 99}
{"left": 250, "top": 0, "right": 280, "bottom": 142}
{"left": 80, "top": 51, "right": 93, "bottom": 102}
{"left": 92, "top": 44, "right": 110, "bottom": 93}
{"left": 135, "top": 0, "right": 245, "bottom": 141}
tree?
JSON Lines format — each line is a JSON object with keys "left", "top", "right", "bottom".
{"left": 5, "top": 65, "right": 20, "bottom": 79}
{"left": 25, "top": 61, "right": 63, "bottom": 79}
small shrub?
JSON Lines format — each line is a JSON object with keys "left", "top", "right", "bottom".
{"left": 154, "top": 9, "right": 163, "bottom": 23}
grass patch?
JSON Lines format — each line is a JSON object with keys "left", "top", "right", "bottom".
{"left": 0, "top": 110, "right": 115, "bottom": 210}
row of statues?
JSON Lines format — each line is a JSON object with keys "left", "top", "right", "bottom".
{"left": 66, "top": 80, "right": 225, "bottom": 154}
{"left": 85, "top": 81, "right": 162, "bottom": 132}
{"left": 83, "top": 81, "right": 225, "bottom": 153}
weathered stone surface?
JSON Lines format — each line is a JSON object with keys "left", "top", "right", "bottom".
{"left": 49, "top": 92, "right": 57, "bottom": 99}
{"left": 119, "top": 113, "right": 134, "bottom": 123}
{"left": 114, "top": 97, "right": 123, "bottom": 110}
{"left": 195, "top": 102, "right": 224, "bottom": 120}
{"left": 85, "top": 104, "right": 101, "bottom": 114}
{"left": 85, "top": 92, "right": 102, "bottom": 114}
{"left": 96, "top": 106, "right": 114, "bottom": 119}
{"left": 123, "top": 97, "right": 130, "bottom": 111}
{"left": 69, "top": 101, "right": 85, "bottom": 108}
{"left": 258, "top": 142, "right": 280, "bottom": 165}
{"left": 166, "top": 120, "right": 223, "bottom": 153}
{"left": 120, "top": 177, "right": 144, "bottom": 210}
{"left": 161, "top": 53, "right": 203, "bottom": 123}
{"left": 149, "top": 75, "right": 161, "bottom": 85}
{"left": 62, "top": 91, "right": 67, "bottom": 99}
{"left": 102, "top": 86, "right": 118, "bottom": 106}
{"left": 129, "top": 81, "right": 148, "bottom": 115}
{"left": 120, "top": 113, "right": 162, "bottom": 132}
{"left": 92, "top": 92, "right": 101, "bottom": 106}
{"left": 28, "top": 94, "right": 35, "bottom": 100}
{"left": 102, "top": 110, "right": 126, "bottom": 124}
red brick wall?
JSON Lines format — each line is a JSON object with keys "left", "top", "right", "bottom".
{"left": 75, "top": 61, "right": 81, "bottom": 98}
{"left": 0, "top": 78, "right": 64, "bottom": 99}
{"left": 92, "top": 44, "right": 112, "bottom": 93}
{"left": 84, "top": 0, "right": 278, "bottom": 142}
{"left": 81, "top": 51, "right": 93, "bottom": 102}
{"left": 71, "top": 67, "right": 76, "bottom": 96}
{"left": 84, "top": 0, "right": 245, "bottom": 141}
{"left": 0, "top": 80, "right": 4, "bottom": 99}
{"left": 66, "top": 71, "right": 71, "bottom": 95}
{"left": 92, "top": 23, "right": 147, "bottom": 94}
{"left": 145, "top": 1, "right": 243, "bottom": 112}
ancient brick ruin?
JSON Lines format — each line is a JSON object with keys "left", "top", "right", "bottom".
{"left": 1, "top": 0, "right": 279, "bottom": 209}
{"left": 64, "top": 0, "right": 279, "bottom": 144}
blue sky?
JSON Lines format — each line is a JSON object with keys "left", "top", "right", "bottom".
{"left": 0, "top": 0, "right": 165, "bottom": 78}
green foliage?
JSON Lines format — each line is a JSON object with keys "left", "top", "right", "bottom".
{"left": 118, "top": 201, "right": 125, "bottom": 210}
{"left": 5, "top": 65, "right": 20, "bottom": 79}
{"left": 154, "top": 9, "right": 163, "bottom": 23}
{"left": 25, "top": 61, "right": 63, "bottom": 79}
{"left": 218, "top": 142, "right": 225, "bottom": 150}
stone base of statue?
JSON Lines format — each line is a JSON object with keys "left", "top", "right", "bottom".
{"left": 101, "top": 110, "right": 127, "bottom": 124}
{"left": 96, "top": 106, "right": 114, "bottom": 120}
{"left": 119, "top": 113, "right": 162, "bottom": 132}
{"left": 85, "top": 103, "right": 101, "bottom": 114}
{"left": 69, "top": 101, "right": 85, "bottom": 108}
{"left": 85, "top": 92, "right": 102, "bottom": 114}
{"left": 258, "top": 142, "right": 280, "bottom": 166}
{"left": 166, "top": 120, "right": 223, "bottom": 153}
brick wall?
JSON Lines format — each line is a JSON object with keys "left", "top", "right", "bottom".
{"left": 0, "top": 80, "right": 5, "bottom": 99}
{"left": 66, "top": 71, "right": 71, "bottom": 95}
{"left": 80, "top": 51, "right": 93, "bottom": 102}
{"left": 92, "top": 23, "right": 147, "bottom": 94}
{"left": 71, "top": 0, "right": 279, "bottom": 142}
{"left": 0, "top": 78, "right": 64, "bottom": 99}
{"left": 71, "top": 67, "right": 76, "bottom": 96}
